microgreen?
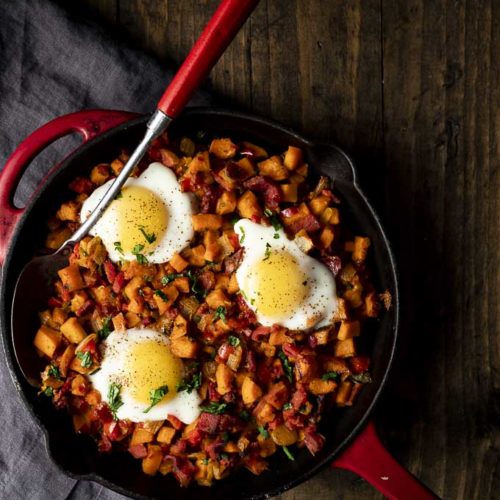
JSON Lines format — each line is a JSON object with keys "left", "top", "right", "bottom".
{"left": 144, "top": 385, "right": 169, "bottom": 413}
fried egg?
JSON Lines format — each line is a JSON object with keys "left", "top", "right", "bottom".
{"left": 80, "top": 162, "right": 195, "bottom": 264}
{"left": 90, "top": 328, "right": 201, "bottom": 423}
{"left": 234, "top": 219, "right": 338, "bottom": 330}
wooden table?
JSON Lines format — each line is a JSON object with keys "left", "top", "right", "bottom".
{"left": 80, "top": 1, "right": 500, "bottom": 498}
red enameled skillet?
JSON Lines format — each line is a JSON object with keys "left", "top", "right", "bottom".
{"left": 0, "top": 108, "right": 438, "bottom": 499}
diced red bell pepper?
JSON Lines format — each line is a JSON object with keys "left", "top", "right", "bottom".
{"left": 128, "top": 444, "right": 148, "bottom": 459}
{"left": 103, "top": 259, "right": 117, "bottom": 284}
{"left": 350, "top": 356, "right": 370, "bottom": 374}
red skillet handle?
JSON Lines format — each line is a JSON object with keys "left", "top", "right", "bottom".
{"left": 0, "top": 109, "right": 138, "bottom": 265}
{"left": 332, "top": 422, "right": 440, "bottom": 499}
{"left": 158, "top": 0, "right": 259, "bottom": 118}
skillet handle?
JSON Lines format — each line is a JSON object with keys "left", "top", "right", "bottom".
{"left": 0, "top": 109, "right": 138, "bottom": 265}
{"left": 332, "top": 422, "right": 440, "bottom": 499}
{"left": 157, "top": 0, "right": 259, "bottom": 118}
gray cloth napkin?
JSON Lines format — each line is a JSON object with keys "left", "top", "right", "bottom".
{"left": 0, "top": 1, "right": 210, "bottom": 498}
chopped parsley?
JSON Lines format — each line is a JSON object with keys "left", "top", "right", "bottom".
{"left": 48, "top": 364, "right": 61, "bottom": 380}
{"left": 98, "top": 317, "right": 112, "bottom": 340}
{"left": 154, "top": 290, "right": 169, "bottom": 302}
{"left": 138, "top": 226, "right": 156, "bottom": 244}
{"left": 239, "top": 410, "right": 250, "bottom": 421}
{"left": 257, "top": 425, "right": 269, "bottom": 439}
{"left": 161, "top": 273, "right": 181, "bottom": 285}
{"left": 273, "top": 233, "right": 280, "bottom": 239}
{"left": 230, "top": 214, "right": 240, "bottom": 225}
{"left": 278, "top": 350, "right": 293, "bottom": 383}
{"left": 76, "top": 351, "right": 93, "bottom": 369}
{"left": 113, "top": 241, "right": 124, "bottom": 255}
{"left": 239, "top": 226, "right": 246, "bottom": 244}
{"left": 321, "top": 371, "right": 340, "bottom": 381}
{"left": 43, "top": 386, "right": 54, "bottom": 397}
{"left": 264, "top": 208, "right": 283, "bottom": 232}
{"left": 202, "top": 457, "right": 210, "bottom": 465}
{"left": 350, "top": 372, "right": 373, "bottom": 384}
{"left": 228, "top": 335, "right": 240, "bottom": 347}
{"left": 115, "top": 191, "right": 123, "bottom": 200}
{"left": 144, "top": 385, "right": 169, "bottom": 413}
{"left": 214, "top": 306, "right": 227, "bottom": 322}
{"left": 263, "top": 242, "right": 272, "bottom": 261}
{"left": 177, "top": 372, "right": 202, "bottom": 393}
{"left": 282, "top": 402, "right": 292, "bottom": 411}
{"left": 282, "top": 446, "right": 295, "bottom": 461}
{"left": 108, "top": 382, "right": 123, "bottom": 420}
{"left": 199, "top": 402, "right": 228, "bottom": 415}
{"left": 132, "top": 244, "right": 148, "bottom": 264}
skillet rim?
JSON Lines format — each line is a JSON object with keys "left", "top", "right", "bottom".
{"left": 0, "top": 107, "right": 400, "bottom": 499}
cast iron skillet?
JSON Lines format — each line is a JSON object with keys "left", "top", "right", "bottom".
{"left": 0, "top": 108, "right": 435, "bottom": 499}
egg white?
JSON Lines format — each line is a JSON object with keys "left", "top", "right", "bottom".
{"left": 80, "top": 162, "right": 195, "bottom": 264}
{"left": 234, "top": 219, "right": 338, "bottom": 330}
{"left": 90, "top": 328, "right": 201, "bottom": 423}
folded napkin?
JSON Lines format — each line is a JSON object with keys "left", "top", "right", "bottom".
{"left": 0, "top": 1, "right": 210, "bottom": 498}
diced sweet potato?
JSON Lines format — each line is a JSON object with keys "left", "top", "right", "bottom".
{"left": 216, "top": 191, "right": 237, "bottom": 215}
{"left": 334, "top": 338, "right": 357, "bottom": 358}
{"left": 73, "top": 414, "right": 90, "bottom": 433}
{"left": 237, "top": 191, "right": 262, "bottom": 219}
{"left": 364, "top": 292, "right": 380, "bottom": 318}
{"left": 269, "top": 329, "right": 291, "bottom": 346}
{"left": 216, "top": 363, "right": 234, "bottom": 395}
{"left": 296, "top": 164, "right": 308, "bottom": 177}
{"left": 142, "top": 444, "right": 163, "bottom": 476}
{"left": 85, "top": 389, "right": 101, "bottom": 405}
{"left": 59, "top": 344, "right": 76, "bottom": 377}
{"left": 173, "top": 276, "right": 190, "bottom": 294}
{"left": 125, "top": 312, "right": 141, "bottom": 328}
{"left": 265, "top": 381, "right": 289, "bottom": 409}
{"left": 209, "top": 138, "right": 238, "bottom": 159}
{"left": 160, "top": 148, "right": 180, "bottom": 167}
{"left": 257, "top": 155, "right": 288, "bottom": 181}
{"left": 332, "top": 298, "right": 349, "bottom": 321}
{"left": 60, "top": 317, "right": 86, "bottom": 344}
{"left": 153, "top": 285, "right": 179, "bottom": 315}
{"left": 58, "top": 264, "right": 85, "bottom": 291}
{"left": 171, "top": 314, "right": 188, "bottom": 339}
{"left": 257, "top": 435, "right": 277, "bottom": 457}
{"left": 253, "top": 400, "right": 275, "bottom": 425}
{"left": 337, "top": 320, "right": 360, "bottom": 340}
{"left": 294, "top": 355, "right": 317, "bottom": 383}
{"left": 170, "top": 336, "right": 198, "bottom": 359}
{"left": 51, "top": 307, "right": 67, "bottom": 326}
{"left": 322, "top": 356, "right": 350, "bottom": 374}
{"left": 352, "top": 236, "right": 371, "bottom": 263}
{"left": 57, "top": 201, "right": 80, "bottom": 222}
{"left": 283, "top": 146, "right": 303, "bottom": 171}
{"left": 112, "top": 312, "right": 126, "bottom": 332}
{"left": 90, "top": 163, "right": 110, "bottom": 185}
{"left": 294, "top": 229, "right": 314, "bottom": 254}
{"left": 336, "top": 381, "right": 353, "bottom": 406}
{"left": 205, "top": 289, "right": 231, "bottom": 309}
{"left": 130, "top": 426, "right": 154, "bottom": 446}
{"left": 309, "top": 195, "right": 330, "bottom": 216}
{"left": 320, "top": 207, "right": 340, "bottom": 225}
{"left": 110, "top": 158, "right": 124, "bottom": 175}
{"left": 192, "top": 214, "right": 223, "bottom": 231}
{"left": 186, "top": 245, "right": 206, "bottom": 266}
{"left": 241, "top": 376, "right": 262, "bottom": 405}
{"left": 270, "top": 425, "right": 298, "bottom": 446}
{"left": 319, "top": 227, "right": 335, "bottom": 248}
{"left": 235, "top": 157, "right": 256, "bottom": 179}
{"left": 170, "top": 253, "right": 189, "bottom": 273}
{"left": 186, "top": 151, "right": 211, "bottom": 175}
{"left": 34, "top": 325, "right": 61, "bottom": 358}
{"left": 227, "top": 274, "right": 239, "bottom": 294}
{"left": 313, "top": 328, "right": 331, "bottom": 345}
{"left": 281, "top": 183, "right": 298, "bottom": 202}
{"left": 157, "top": 426, "right": 176, "bottom": 444}
{"left": 308, "top": 378, "right": 337, "bottom": 395}
{"left": 45, "top": 227, "right": 72, "bottom": 250}
{"left": 71, "top": 374, "right": 88, "bottom": 396}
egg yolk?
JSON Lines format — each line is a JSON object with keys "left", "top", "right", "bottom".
{"left": 114, "top": 186, "right": 168, "bottom": 254}
{"left": 123, "top": 340, "right": 182, "bottom": 404}
{"left": 250, "top": 250, "right": 309, "bottom": 317}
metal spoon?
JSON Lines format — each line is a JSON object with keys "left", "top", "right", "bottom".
{"left": 12, "top": 0, "right": 260, "bottom": 387}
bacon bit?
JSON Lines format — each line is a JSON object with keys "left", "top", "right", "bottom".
{"left": 97, "top": 434, "right": 112, "bottom": 453}
{"left": 168, "top": 456, "right": 196, "bottom": 488}
{"left": 198, "top": 270, "right": 216, "bottom": 291}
{"left": 267, "top": 416, "right": 283, "bottom": 431}
{"left": 321, "top": 188, "right": 341, "bottom": 204}
{"left": 165, "top": 307, "right": 179, "bottom": 321}
{"left": 180, "top": 177, "right": 193, "bottom": 192}
{"left": 303, "top": 427, "right": 325, "bottom": 455}
{"left": 246, "top": 350, "right": 257, "bottom": 372}
{"left": 227, "top": 232, "right": 241, "bottom": 250}
{"left": 251, "top": 326, "right": 271, "bottom": 341}
{"left": 288, "top": 214, "right": 321, "bottom": 234}
{"left": 226, "top": 162, "right": 249, "bottom": 180}
{"left": 322, "top": 255, "right": 342, "bottom": 276}
{"left": 148, "top": 146, "right": 162, "bottom": 162}
{"left": 91, "top": 403, "right": 113, "bottom": 424}
{"left": 112, "top": 272, "right": 126, "bottom": 294}
{"left": 224, "top": 248, "right": 244, "bottom": 273}
{"left": 282, "top": 343, "right": 301, "bottom": 360}
{"left": 141, "top": 316, "right": 154, "bottom": 327}
{"left": 291, "top": 384, "right": 308, "bottom": 411}
{"left": 69, "top": 396, "right": 88, "bottom": 414}
{"left": 197, "top": 413, "right": 221, "bottom": 434}
{"left": 170, "top": 439, "right": 188, "bottom": 455}
{"left": 103, "top": 259, "right": 117, "bottom": 284}
{"left": 103, "top": 421, "right": 122, "bottom": 441}
{"left": 128, "top": 444, "right": 148, "bottom": 459}
{"left": 222, "top": 391, "right": 236, "bottom": 404}
{"left": 205, "top": 439, "right": 224, "bottom": 460}
{"left": 48, "top": 297, "right": 62, "bottom": 308}
{"left": 69, "top": 177, "right": 94, "bottom": 194}
{"left": 167, "top": 414, "right": 184, "bottom": 431}
{"left": 350, "top": 356, "right": 370, "bottom": 374}
{"left": 308, "top": 334, "right": 318, "bottom": 349}
{"left": 217, "top": 343, "right": 233, "bottom": 361}
{"left": 284, "top": 411, "right": 306, "bottom": 430}
{"left": 256, "top": 361, "right": 272, "bottom": 386}
{"left": 200, "top": 184, "right": 220, "bottom": 214}
{"left": 76, "top": 299, "right": 95, "bottom": 317}
{"left": 208, "top": 382, "right": 221, "bottom": 402}
{"left": 281, "top": 206, "right": 300, "bottom": 218}
{"left": 244, "top": 176, "right": 282, "bottom": 209}
{"left": 186, "top": 428, "right": 205, "bottom": 447}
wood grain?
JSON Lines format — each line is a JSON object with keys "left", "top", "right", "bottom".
{"left": 76, "top": 1, "right": 500, "bottom": 498}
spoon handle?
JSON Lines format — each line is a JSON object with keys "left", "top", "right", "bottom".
{"left": 59, "top": 0, "right": 260, "bottom": 252}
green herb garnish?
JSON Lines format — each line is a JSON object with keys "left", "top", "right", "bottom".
{"left": 264, "top": 208, "right": 283, "bottom": 232}
{"left": 282, "top": 403, "right": 292, "bottom": 411}
{"left": 48, "top": 364, "right": 61, "bottom": 380}
{"left": 239, "top": 410, "right": 250, "bottom": 421}
{"left": 322, "top": 371, "right": 340, "bottom": 381}
{"left": 199, "top": 402, "right": 228, "bottom": 415}
{"left": 273, "top": 233, "right": 280, "bottom": 239}
{"left": 108, "top": 382, "right": 123, "bottom": 420}
{"left": 263, "top": 242, "right": 272, "bottom": 261}
{"left": 114, "top": 241, "right": 124, "bottom": 255}
{"left": 239, "top": 226, "right": 246, "bottom": 244}
{"left": 202, "top": 458, "right": 209, "bottom": 465}
{"left": 144, "top": 385, "right": 169, "bottom": 413}
{"left": 43, "top": 386, "right": 54, "bottom": 397}
{"left": 350, "top": 372, "right": 373, "bottom": 384}
{"left": 132, "top": 244, "right": 148, "bottom": 264}
{"left": 154, "top": 290, "right": 169, "bottom": 302}
{"left": 257, "top": 425, "right": 269, "bottom": 439}
{"left": 214, "top": 305, "right": 227, "bottom": 322}
{"left": 98, "top": 317, "right": 112, "bottom": 340}
{"left": 138, "top": 226, "right": 156, "bottom": 244}
{"left": 278, "top": 350, "right": 293, "bottom": 383}
{"left": 228, "top": 335, "right": 240, "bottom": 347}
{"left": 115, "top": 191, "right": 123, "bottom": 200}
{"left": 282, "top": 446, "right": 295, "bottom": 461}
{"left": 76, "top": 351, "right": 93, "bottom": 369}
{"left": 177, "top": 372, "right": 202, "bottom": 393}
